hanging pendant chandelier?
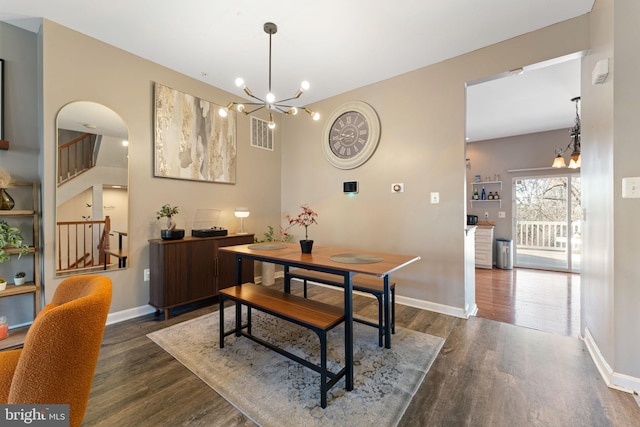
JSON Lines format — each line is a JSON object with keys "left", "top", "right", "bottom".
{"left": 552, "top": 96, "right": 581, "bottom": 169}
{"left": 219, "top": 22, "right": 320, "bottom": 129}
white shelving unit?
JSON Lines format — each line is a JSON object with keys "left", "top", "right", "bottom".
{"left": 470, "top": 181, "right": 502, "bottom": 207}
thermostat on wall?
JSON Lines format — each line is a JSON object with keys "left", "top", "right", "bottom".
{"left": 343, "top": 181, "right": 358, "bottom": 193}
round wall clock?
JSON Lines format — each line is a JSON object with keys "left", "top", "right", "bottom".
{"left": 322, "top": 101, "right": 381, "bottom": 169}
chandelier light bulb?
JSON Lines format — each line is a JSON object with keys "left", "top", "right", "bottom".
{"left": 219, "top": 107, "right": 228, "bottom": 118}
{"left": 266, "top": 92, "right": 275, "bottom": 103}
{"left": 236, "top": 104, "right": 245, "bottom": 113}
{"left": 235, "top": 77, "right": 245, "bottom": 88}
{"left": 289, "top": 107, "right": 298, "bottom": 115}
{"left": 300, "top": 81, "right": 310, "bottom": 92}
{"left": 312, "top": 112, "right": 320, "bottom": 121}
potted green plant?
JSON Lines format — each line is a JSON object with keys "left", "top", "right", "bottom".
{"left": 14, "top": 271, "right": 26, "bottom": 286}
{"left": 156, "top": 204, "right": 184, "bottom": 240}
{"left": 0, "top": 220, "right": 29, "bottom": 289}
{"left": 286, "top": 204, "right": 318, "bottom": 253}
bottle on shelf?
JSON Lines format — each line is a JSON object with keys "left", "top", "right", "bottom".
{"left": 481, "top": 186, "right": 486, "bottom": 200}
{"left": 488, "top": 192, "right": 494, "bottom": 200}
{"left": 494, "top": 191, "right": 500, "bottom": 200}
{"left": 473, "top": 188, "right": 479, "bottom": 200}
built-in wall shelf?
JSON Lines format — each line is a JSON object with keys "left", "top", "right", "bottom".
{"left": 470, "top": 180, "right": 502, "bottom": 206}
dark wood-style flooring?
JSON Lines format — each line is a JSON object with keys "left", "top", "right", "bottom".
{"left": 82, "top": 274, "right": 640, "bottom": 426}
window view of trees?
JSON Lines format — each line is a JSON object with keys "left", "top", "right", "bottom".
{"left": 515, "top": 175, "right": 581, "bottom": 271}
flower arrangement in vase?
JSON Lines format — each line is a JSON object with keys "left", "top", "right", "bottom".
{"left": 286, "top": 204, "right": 318, "bottom": 253}
{"left": 156, "top": 204, "right": 184, "bottom": 240}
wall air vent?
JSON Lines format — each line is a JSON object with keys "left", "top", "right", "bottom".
{"left": 251, "top": 116, "right": 274, "bottom": 151}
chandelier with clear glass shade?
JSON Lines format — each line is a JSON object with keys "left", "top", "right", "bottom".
{"left": 219, "top": 22, "right": 320, "bottom": 129}
{"left": 552, "top": 97, "right": 581, "bottom": 169}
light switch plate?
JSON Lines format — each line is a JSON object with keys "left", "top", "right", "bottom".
{"left": 498, "top": 211, "right": 506, "bottom": 218}
{"left": 622, "top": 177, "right": 640, "bottom": 198}
{"left": 430, "top": 192, "right": 439, "bottom": 204}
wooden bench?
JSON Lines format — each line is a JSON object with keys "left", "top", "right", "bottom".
{"left": 287, "top": 269, "right": 395, "bottom": 347}
{"left": 219, "top": 282, "right": 346, "bottom": 408}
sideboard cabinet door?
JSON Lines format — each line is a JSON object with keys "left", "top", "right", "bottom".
{"left": 149, "top": 234, "right": 254, "bottom": 319}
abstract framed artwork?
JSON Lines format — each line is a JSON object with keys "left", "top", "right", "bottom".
{"left": 154, "top": 83, "right": 237, "bottom": 184}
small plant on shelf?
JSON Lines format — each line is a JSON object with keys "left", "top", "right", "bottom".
{"left": 14, "top": 271, "right": 26, "bottom": 286}
{"left": 0, "top": 220, "right": 29, "bottom": 284}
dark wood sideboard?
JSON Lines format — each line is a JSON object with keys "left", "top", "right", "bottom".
{"left": 149, "top": 234, "right": 254, "bottom": 319}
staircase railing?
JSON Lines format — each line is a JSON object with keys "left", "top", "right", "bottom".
{"left": 58, "top": 133, "right": 96, "bottom": 184}
{"left": 56, "top": 216, "right": 112, "bottom": 272}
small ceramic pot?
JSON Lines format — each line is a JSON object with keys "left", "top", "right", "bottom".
{"left": 161, "top": 229, "right": 185, "bottom": 240}
{"left": 14, "top": 277, "right": 25, "bottom": 286}
{"left": 300, "top": 239, "right": 314, "bottom": 254}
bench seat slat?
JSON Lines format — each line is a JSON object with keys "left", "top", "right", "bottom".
{"left": 219, "top": 283, "right": 344, "bottom": 330}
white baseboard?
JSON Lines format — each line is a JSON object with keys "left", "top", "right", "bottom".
{"left": 106, "top": 305, "right": 156, "bottom": 325}
{"left": 396, "top": 294, "right": 476, "bottom": 319}
{"left": 583, "top": 327, "right": 640, "bottom": 397}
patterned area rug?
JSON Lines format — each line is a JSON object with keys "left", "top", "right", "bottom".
{"left": 147, "top": 307, "right": 444, "bottom": 427}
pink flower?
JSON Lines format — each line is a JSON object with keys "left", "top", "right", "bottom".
{"left": 286, "top": 205, "right": 318, "bottom": 241}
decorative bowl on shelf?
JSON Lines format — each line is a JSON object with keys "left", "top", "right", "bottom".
{"left": 161, "top": 229, "right": 185, "bottom": 240}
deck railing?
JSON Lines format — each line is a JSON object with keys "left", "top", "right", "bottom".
{"left": 515, "top": 220, "right": 581, "bottom": 252}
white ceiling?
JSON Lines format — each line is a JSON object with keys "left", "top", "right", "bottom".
{"left": 0, "top": 0, "right": 593, "bottom": 141}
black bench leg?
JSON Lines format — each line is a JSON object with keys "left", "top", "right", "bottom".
{"left": 219, "top": 296, "right": 226, "bottom": 348}
{"left": 392, "top": 286, "right": 396, "bottom": 334}
{"left": 375, "top": 294, "right": 383, "bottom": 347}
{"left": 320, "top": 331, "right": 328, "bottom": 408}
{"left": 303, "top": 279, "right": 308, "bottom": 298}
{"left": 235, "top": 302, "right": 243, "bottom": 337}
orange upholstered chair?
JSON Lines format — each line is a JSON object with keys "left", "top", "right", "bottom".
{"left": 0, "top": 275, "right": 112, "bottom": 427}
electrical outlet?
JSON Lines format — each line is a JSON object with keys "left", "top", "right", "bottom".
{"left": 430, "top": 192, "right": 439, "bottom": 204}
{"left": 144, "top": 268, "right": 150, "bottom": 281}
{"left": 498, "top": 211, "right": 506, "bottom": 218}
{"left": 484, "top": 211, "right": 489, "bottom": 219}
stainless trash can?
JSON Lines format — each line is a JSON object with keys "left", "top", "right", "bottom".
{"left": 496, "top": 238, "right": 513, "bottom": 270}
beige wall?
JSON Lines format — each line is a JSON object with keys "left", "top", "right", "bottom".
{"left": 581, "top": 0, "right": 640, "bottom": 380}
{"left": 280, "top": 16, "right": 590, "bottom": 314}
{"left": 611, "top": 0, "right": 640, "bottom": 380}
{"left": 39, "top": 20, "right": 283, "bottom": 314}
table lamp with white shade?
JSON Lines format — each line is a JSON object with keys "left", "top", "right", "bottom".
{"left": 234, "top": 207, "right": 250, "bottom": 234}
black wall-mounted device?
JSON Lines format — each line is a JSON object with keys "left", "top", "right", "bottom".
{"left": 343, "top": 181, "right": 358, "bottom": 194}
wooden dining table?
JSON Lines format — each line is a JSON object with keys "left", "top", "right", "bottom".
{"left": 219, "top": 242, "right": 420, "bottom": 391}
